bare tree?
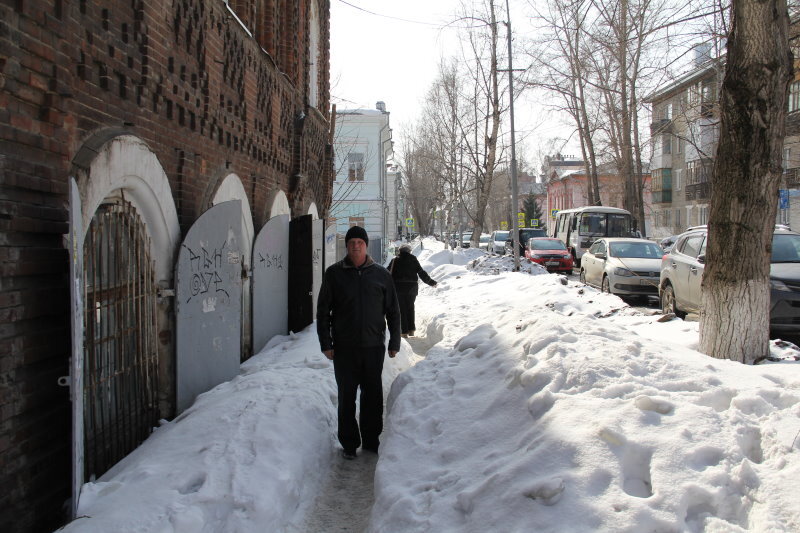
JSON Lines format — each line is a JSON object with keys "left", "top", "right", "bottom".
{"left": 699, "top": 0, "right": 793, "bottom": 363}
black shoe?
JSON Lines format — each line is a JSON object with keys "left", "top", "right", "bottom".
{"left": 362, "top": 442, "right": 379, "bottom": 454}
{"left": 342, "top": 449, "right": 357, "bottom": 460}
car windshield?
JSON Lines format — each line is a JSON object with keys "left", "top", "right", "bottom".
{"left": 494, "top": 231, "right": 509, "bottom": 241}
{"left": 771, "top": 234, "right": 800, "bottom": 262}
{"left": 609, "top": 241, "right": 663, "bottom": 258}
{"left": 530, "top": 239, "right": 566, "bottom": 251}
{"left": 480, "top": 235, "right": 490, "bottom": 243}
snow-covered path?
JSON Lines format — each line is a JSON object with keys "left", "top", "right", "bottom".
{"left": 301, "top": 451, "right": 378, "bottom": 533}
{"left": 57, "top": 238, "right": 800, "bottom": 533}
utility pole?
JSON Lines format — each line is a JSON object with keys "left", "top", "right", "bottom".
{"left": 504, "top": 0, "right": 521, "bottom": 271}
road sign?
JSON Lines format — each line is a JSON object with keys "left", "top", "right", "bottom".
{"left": 780, "top": 189, "right": 789, "bottom": 210}
{"left": 550, "top": 209, "right": 559, "bottom": 218}
{"left": 517, "top": 212, "right": 525, "bottom": 225}
{"left": 531, "top": 219, "right": 539, "bottom": 227}
{"left": 406, "top": 217, "right": 415, "bottom": 227}
{"left": 500, "top": 221, "right": 508, "bottom": 230}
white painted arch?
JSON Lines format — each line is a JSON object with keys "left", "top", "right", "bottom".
{"left": 80, "top": 135, "right": 180, "bottom": 283}
{"left": 270, "top": 190, "right": 291, "bottom": 218}
{"left": 212, "top": 173, "right": 255, "bottom": 266}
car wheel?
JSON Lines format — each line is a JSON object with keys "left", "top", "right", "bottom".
{"left": 579, "top": 269, "right": 586, "bottom": 284}
{"left": 661, "top": 283, "right": 687, "bottom": 319}
{"left": 601, "top": 275, "right": 612, "bottom": 294}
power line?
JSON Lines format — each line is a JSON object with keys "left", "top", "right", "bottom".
{"left": 335, "top": 0, "right": 484, "bottom": 29}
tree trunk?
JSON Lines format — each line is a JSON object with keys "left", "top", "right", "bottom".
{"left": 699, "top": 0, "right": 792, "bottom": 364}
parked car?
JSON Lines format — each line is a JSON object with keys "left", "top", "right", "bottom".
{"left": 479, "top": 233, "right": 491, "bottom": 250}
{"left": 461, "top": 232, "right": 473, "bottom": 248}
{"left": 580, "top": 238, "right": 663, "bottom": 299}
{"left": 525, "top": 238, "right": 573, "bottom": 273}
{"left": 505, "top": 228, "right": 547, "bottom": 255}
{"left": 488, "top": 230, "right": 510, "bottom": 254}
{"left": 660, "top": 235, "right": 678, "bottom": 252}
{"left": 659, "top": 226, "right": 800, "bottom": 333}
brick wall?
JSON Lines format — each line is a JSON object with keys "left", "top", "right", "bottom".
{"left": 0, "top": 1, "right": 332, "bottom": 531}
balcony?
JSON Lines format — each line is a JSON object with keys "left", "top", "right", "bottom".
{"left": 651, "top": 153, "right": 672, "bottom": 170}
{"left": 685, "top": 181, "right": 712, "bottom": 201}
{"left": 785, "top": 167, "right": 800, "bottom": 188}
{"left": 650, "top": 118, "right": 673, "bottom": 135}
{"left": 651, "top": 190, "right": 672, "bottom": 204}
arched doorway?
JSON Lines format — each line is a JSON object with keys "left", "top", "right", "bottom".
{"left": 70, "top": 135, "right": 179, "bottom": 502}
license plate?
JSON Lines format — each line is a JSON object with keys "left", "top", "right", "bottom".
{"left": 546, "top": 261, "right": 560, "bottom": 266}
{"left": 639, "top": 279, "right": 652, "bottom": 285}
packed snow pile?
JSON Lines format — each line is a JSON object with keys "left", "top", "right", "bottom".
{"left": 60, "top": 237, "right": 800, "bottom": 533}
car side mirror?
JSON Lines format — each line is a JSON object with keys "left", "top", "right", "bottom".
{"left": 697, "top": 254, "right": 706, "bottom": 264}
{"left": 595, "top": 252, "right": 606, "bottom": 259}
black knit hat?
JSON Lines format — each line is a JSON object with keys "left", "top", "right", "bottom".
{"left": 345, "top": 225, "right": 369, "bottom": 245}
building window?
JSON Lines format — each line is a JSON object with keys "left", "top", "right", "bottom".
{"left": 789, "top": 81, "right": 800, "bottom": 113}
{"left": 676, "top": 137, "right": 683, "bottom": 154}
{"left": 349, "top": 216, "right": 364, "bottom": 227}
{"left": 664, "top": 209, "right": 672, "bottom": 226}
{"left": 675, "top": 208, "right": 681, "bottom": 227}
{"left": 663, "top": 102, "right": 673, "bottom": 120}
{"left": 348, "top": 153, "right": 364, "bottom": 181}
{"left": 662, "top": 134, "right": 672, "bottom": 155}
{"left": 783, "top": 147, "right": 791, "bottom": 169}
{"left": 674, "top": 169, "right": 682, "bottom": 191}
{"left": 699, "top": 206, "right": 709, "bottom": 225}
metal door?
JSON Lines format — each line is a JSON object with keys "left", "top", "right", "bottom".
{"left": 288, "top": 215, "right": 313, "bottom": 333}
{"left": 252, "top": 214, "right": 290, "bottom": 354}
{"left": 312, "top": 218, "right": 323, "bottom": 317}
{"left": 68, "top": 178, "right": 84, "bottom": 518}
{"left": 175, "top": 200, "right": 243, "bottom": 413}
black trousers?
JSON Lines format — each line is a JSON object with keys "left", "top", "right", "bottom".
{"left": 396, "top": 283, "right": 418, "bottom": 334}
{"left": 332, "top": 346, "right": 385, "bottom": 451}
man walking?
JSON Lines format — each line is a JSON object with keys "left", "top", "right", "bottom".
{"left": 317, "top": 226, "right": 401, "bottom": 459}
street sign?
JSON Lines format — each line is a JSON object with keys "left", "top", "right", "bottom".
{"left": 500, "top": 221, "right": 508, "bottom": 230}
{"left": 780, "top": 189, "right": 789, "bottom": 210}
{"left": 517, "top": 212, "right": 525, "bottom": 225}
{"left": 531, "top": 219, "right": 539, "bottom": 227}
{"left": 550, "top": 209, "right": 559, "bottom": 218}
{"left": 406, "top": 217, "right": 415, "bottom": 227}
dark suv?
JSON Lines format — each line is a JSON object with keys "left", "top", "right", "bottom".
{"left": 659, "top": 225, "right": 800, "bottom": 333}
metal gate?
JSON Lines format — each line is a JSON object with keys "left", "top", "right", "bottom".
{"left": 175, "top": 200, "right": 243, "bottom": 413}
{"left": 252, "top": 214, "right": 290, "bottom": 354}
{"left": 82, "top": 198, "right": 160, "bottom": 480}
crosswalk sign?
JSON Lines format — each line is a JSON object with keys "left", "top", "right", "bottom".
{"left": 406, "top": 217, "right": 415, "bottom": 227}
{"left": 531, "top": 219, "right": 539, "bottom": 227}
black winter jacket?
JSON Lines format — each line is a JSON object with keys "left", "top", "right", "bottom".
{"left": 316, "top": 255, "right": 401, "bottom": 352}
{"left": 388, "top": 250, "right": 437, "bottom": 288}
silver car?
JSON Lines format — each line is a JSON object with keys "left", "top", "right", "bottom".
{"left": 580, "top": 238, "right": 664, "bottom": 298}
{"left": 488, "top": 230, "right": 509, "bottom": 254}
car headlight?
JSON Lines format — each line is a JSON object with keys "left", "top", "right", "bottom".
{"left": 771, "top": 279, "right": 791, "bottom": 292}
{"left": 613, "top": 267, "right": 634, "bottom": 277}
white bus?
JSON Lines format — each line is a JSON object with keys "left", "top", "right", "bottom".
{"left": 551, "top": 206, "right": 639, "bottom": 266}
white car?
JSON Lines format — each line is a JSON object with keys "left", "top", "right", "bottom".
{"left": 488, "top": 230, "right": 509, "bottom": 254}
{"left": 580, "top": 238, "right": 663, "bottom": 300}
{"left": 479, "top": 233, "right": 491, "bottom": 250}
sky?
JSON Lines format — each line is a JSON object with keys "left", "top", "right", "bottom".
{"left": 329, "top": 0, "right": 578, "bottom": 166}
{"left": 59, "top": 238, "right": 800, "bottom": 532}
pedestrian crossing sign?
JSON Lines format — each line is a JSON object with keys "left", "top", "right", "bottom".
{"left": 406, "top": 217, "right": 415, "bottom": 227}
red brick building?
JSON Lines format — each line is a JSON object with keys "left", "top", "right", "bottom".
{"left": 0, "top": 1, "right": 332, "bottom": 531}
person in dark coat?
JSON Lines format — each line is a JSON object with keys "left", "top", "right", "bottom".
{"left": 316, "top": 226, "right": 401, "bottom": 459}
{"left": 388, "top": 244, "right": 437, "bottom": 338}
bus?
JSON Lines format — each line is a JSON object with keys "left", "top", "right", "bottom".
{"left": 551, "top": 206, "right": 639, "bottom": 266}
